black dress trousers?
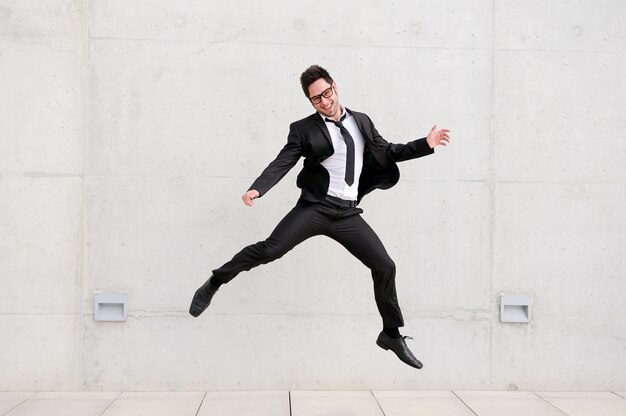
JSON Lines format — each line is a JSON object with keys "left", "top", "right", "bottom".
{"left": 212, "top": 198, "right": 404, "bottom": 328}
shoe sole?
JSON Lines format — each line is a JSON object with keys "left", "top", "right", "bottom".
{"left": 377, "top": 338, "right": 423, "bottom": 369}
{"left": 189, "top": 288, "right": 210, "bottom": 317}
{"left": 189, "top": 307, "right": 203, "bottom": 317}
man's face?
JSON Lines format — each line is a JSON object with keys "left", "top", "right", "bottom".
{"left": 308, "top": 78, "right": 341, "bottom": 119}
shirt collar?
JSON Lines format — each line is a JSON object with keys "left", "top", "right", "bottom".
{"left": 320, "top": 106, "right": 349, "bottom": 123}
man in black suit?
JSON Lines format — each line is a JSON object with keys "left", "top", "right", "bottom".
{"left": 190, "top": 65, "right": 450, "bottom": 369}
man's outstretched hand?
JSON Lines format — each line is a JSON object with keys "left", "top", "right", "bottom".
{"left": 426, "top": 125, "right": 451, "bottom": 149}
{"left": 242, "top": 189, "right": 260, "bottom": 206}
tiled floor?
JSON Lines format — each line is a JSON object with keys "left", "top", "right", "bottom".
{"left": 1, "top": 390, "right": 626, "bottom": 415}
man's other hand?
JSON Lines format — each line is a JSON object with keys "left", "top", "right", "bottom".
{"left": 426, "top": 125, "right": 451, "bottom": 149}
{"left": 242, "top": 190, "right": 260, "bottom": 206}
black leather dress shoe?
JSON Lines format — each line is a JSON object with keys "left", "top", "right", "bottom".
{"left": 189, "top": 276, "right": 220, "bottom": 317}
{"left": 376, "top": 331, "right": 423, "bottom": 369}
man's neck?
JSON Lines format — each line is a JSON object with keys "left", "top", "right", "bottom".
{"left": 323, "top": 105, "right": 346, "bottom": 122}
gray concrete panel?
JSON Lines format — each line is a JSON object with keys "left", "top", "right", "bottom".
{"left": 496, "top": 0, "right": 626, "bottom": 52}
{"left": 87, "top": 40, "right": 489, "bottom": 181}
{"left": 87, "top": 39, "right": 312, "bottom": 178}
{"left": 81, "top": 176, "right": 490, "bottom": 319}
{"left": 491, "top": 315, "right": 626, "bottom": 390}
{"left": 0, "top": 176, "right": 82, "bottom": 314}
{"left": 0, "top": 39, "right": 84, "bottom": 174}
{"left": 494, "top": 49, "right": 626, "bottom": 182}
{"left": 82, "top": 175, "right": 310, "bottom": 314}
{"left": 81, "top": 313, "right": 489, "bottom": 390}
{"left": 0, "top": 1, "right": 85, "bottom": 39}
{"left": 90, "top": 1, "right": 493, "bottom": 48}
{"left": 493, "top": 182, "right": 626, "bottom": 318}
{"left": 0, "top": 315, "right": 82, "bottom": 390}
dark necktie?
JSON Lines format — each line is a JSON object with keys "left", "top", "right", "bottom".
{"left": 325, "top": 113, "right": 355, "bottom": 186}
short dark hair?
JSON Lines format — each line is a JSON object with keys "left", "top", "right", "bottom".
{"left": 300, "top": 65, "right": 333, "bottom": 98}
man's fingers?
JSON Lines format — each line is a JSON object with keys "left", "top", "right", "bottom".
{"left": 242, "top": 190, "right": 259, "bottom": 206}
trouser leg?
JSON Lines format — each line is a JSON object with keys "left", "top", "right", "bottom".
{"left": 212, "top": 200, "right": 327, "bottom": 283}
{"left": 326, "top": 208, "right": 404, "bottom": 328}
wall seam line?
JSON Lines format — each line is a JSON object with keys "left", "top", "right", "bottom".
{"left": 489, "top": 0, "right": 497, "bottom": 390}
{"left": 78, "top": 0, "right": 91, "bottom": 390}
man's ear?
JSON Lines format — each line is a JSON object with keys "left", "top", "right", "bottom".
{"left": 333, "top": 81, "right": 338, "bottom": 94}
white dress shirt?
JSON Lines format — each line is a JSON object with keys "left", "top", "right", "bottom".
{"left": 320, "top": 107, "right": 365, "bottom": 201}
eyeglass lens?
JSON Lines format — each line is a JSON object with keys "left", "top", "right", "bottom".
{"left": 311, "top": 86, "right": 333, "bottom": 104}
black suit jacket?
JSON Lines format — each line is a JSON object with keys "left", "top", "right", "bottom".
{"left": 249, "top": 109, "right": 434, "bottom": 204}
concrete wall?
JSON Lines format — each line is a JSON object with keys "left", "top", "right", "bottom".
{"left": 1, "top": 0, "right": 625, "bottom": 391}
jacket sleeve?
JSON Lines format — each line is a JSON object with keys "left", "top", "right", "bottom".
{"left": 367, "top": 115, "right": 434, "bottom": 162}
{"left": 248, "top": 123, "right": 302, "bottom": 197}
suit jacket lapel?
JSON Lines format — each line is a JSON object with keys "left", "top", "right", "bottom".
{"left": 348, "top": 109, "right": 373, "bottom": 143}
{"left": 311, "top": 113, "right": 333, "bottom": 147}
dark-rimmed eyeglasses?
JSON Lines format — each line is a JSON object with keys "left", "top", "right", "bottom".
{"left": 309, "top": 86, "right": 334, "bottom": 105}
